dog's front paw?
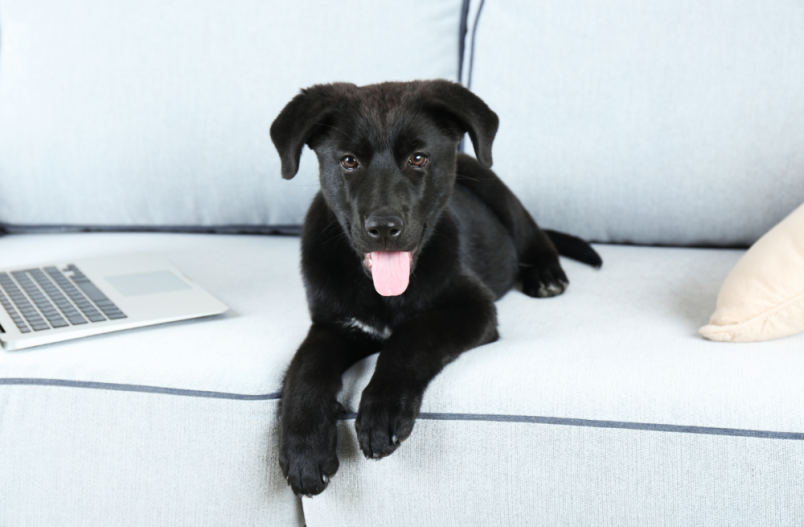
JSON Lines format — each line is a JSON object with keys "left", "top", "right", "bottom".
{"left": 355, "top": 381, "right": 421, "bottom": 460}
{"left": 521, "top": 262, "right": 569, "bottom": 298}
{"left": 279, "top": 404, "right": 341, "bottom": 497}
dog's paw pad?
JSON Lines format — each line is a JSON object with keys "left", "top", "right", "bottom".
{"left": 355, "top": 388, "right": 419, "bottom": 460}
{"left": 279, "top": 422, "right": 339, "bottom": 496}
{"left": 280, "top": 453, "right": 335, "bottom": 497}
{"left": 356, "top": 417, "right": 409, "bottom": 460}
{"left": 521, "top": 264, "right": 569, "bottom": 298}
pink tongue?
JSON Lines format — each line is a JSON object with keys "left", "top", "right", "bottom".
{"left": 370, "top": 251, "right": 411, "bottom": 296}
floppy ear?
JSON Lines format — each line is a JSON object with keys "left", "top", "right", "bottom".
{"left": 270, "top": 83, "right": 352, "bottom": 179}
{"left": 423, "top": 80, "right": 499, "bottom": 168}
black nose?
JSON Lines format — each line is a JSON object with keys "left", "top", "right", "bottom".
{"left": 365, "top": 213, "right": 404, "bottom": 242}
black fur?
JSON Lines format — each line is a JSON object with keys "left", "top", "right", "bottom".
{"left": 270, "top": 80, "right": 601, "bottom": 496}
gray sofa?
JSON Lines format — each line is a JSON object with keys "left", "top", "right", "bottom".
{"left": 2, "top": 1, "right": 804, "bottom": 526}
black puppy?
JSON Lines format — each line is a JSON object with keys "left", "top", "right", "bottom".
{"left": 270, "top": 80, "right": 601, "bottom": 497}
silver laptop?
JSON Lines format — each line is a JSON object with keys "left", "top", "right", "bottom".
{"left": 0, "top": 254, "right": 228, "bottom": 350}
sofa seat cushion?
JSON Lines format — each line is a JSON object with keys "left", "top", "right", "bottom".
{"left": 0, "top": 232, "right": 307, "bottom": 392}
{"left": 305, "top": 244, "right": 804, "bottom": 526}
{"left": 0, "top": 232, "right": 307, "bottom": 527}
{"left": 3, "top": 233, "right": 804, "bottom": 526}
{"left": 335, "top": 242, "right": 804, "bottom": 436}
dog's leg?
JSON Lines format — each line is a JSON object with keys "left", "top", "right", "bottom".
{"left": 456, "top": 153, "right": 569, "bottom": 297}
{"left": 355, "top": 280, "right": 498, "bottom": 459}
{"left": 280, "top": 323, "right": 379, "bottom": 496}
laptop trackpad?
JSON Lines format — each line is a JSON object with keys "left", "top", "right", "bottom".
{"left": 106, "top": 271, "right": 192, "bottom": 297}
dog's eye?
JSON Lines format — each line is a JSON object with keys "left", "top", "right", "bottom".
{"left": 409, "top": 153, "right": 428, "bottom": 167}
{"left": 341, "top": 156, "right": 358, "bottom": 170}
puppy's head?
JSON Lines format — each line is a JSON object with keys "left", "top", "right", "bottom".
{"left": 270, "top": 80, "right": 498, "bottom": 296}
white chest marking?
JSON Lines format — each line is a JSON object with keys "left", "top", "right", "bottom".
{"left": 343, "top": 318, "right": 392, "bottom": 340}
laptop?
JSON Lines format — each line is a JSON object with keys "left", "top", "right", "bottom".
{"left": 0, "top": 254, "right": 228, "bottom": 350}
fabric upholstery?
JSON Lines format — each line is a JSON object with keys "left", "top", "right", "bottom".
{"left": 466, "top": 0, "right": 804, "bottom": 246}
{"left": 1, "top": 388, "right": 299, "bottom": 527}
{"left": 0, "top": 234, "right": 306, "bottom": 392}
{"left": 337, "top": 244, "right": 804, "bottom": 433}
{"left": 0, "top": 233, "right": 307, "bottom": 526}
{"left": 0, "top": 0, "right": 465, "bottom": 231}
{"left": 305, "top": 243, "right": 804, "bottom": 526}
{"left": 312, "top": 246, "right": 804, "bottom": 527}
{"left": 301, "top": 420, "right": 804, "bottom": 527}
{"left": 3, "top": 233, "right": 804, "bottom": 525}
{"left": 701, "top": 201, "right": 804, "bottom": 342}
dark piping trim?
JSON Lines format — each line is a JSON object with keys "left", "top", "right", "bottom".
{"left": 4, "top": 379, "right": 800, "bottom": 440}
{"left": 0, "top": 378, "right": 281, "bottom": 401}
{"left": 335, "top": 412, "right": 804, "bottom": 441}
{"left": 0, "top": 222, "right": 301, "bottom": 236}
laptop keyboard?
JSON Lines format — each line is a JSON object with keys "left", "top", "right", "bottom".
{"left": 0, "top": 265, "right": 127, "bottom": 334}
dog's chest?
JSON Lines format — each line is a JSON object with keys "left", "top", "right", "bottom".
{"left": 342, "top": 317, "right": 392, "bottom": 340}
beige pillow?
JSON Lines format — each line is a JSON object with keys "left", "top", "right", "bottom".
{"left": 700, "top": 202, "right": 804, "bottom": 343}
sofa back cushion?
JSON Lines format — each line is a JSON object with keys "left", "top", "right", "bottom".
{"left": 0, "top": 0, "right": 466, "bottom": 232}
{"left": 466, "top": 0, "right": 804, "bottom": 246}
